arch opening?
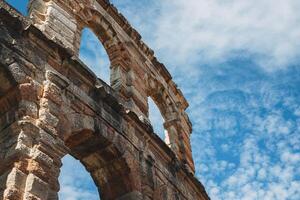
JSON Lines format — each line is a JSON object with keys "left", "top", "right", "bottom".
{"left": 79, "top": 28, "right": 110, "bottom": 84}
{"left": 60, "top": 126, "right": 136, "bottom": 200}
{"left": 58, "top": 155, "right": 100, "bottom": 200}
{"left": 148, "top": 97, "right": 166, "bottom": 141}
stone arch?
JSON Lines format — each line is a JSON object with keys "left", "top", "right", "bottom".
{"left": 76, "top": 8, "right": 120, "bottom": 48}
{"left": 0, "top": 64, "right": 141, "bottom": 199}
{"left": 146, "top": 76, "right": 179, "bottom": 146}
{"left": 0, "top": 61, "right": 39, "bottom": 136}
{"left": 77, "top": 7, "right": 133, "bottom": 97}
{"left": 29, "top": 0, "right": 146, "bottom": 115}
{"left": 1, "top": 1, "right": 210, "bottom": 198}
{"left": 145, "top": 74, "right": 195, "bottom": 173}
{"left": 57, "top": 111, "right": 140, "bottom": 200}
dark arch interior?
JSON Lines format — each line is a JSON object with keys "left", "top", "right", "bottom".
{"left": 62, "top": 129, "right": 134, "bottom": 200}
{"left": 0, "top": 66, "right": 16, "bottom": 98}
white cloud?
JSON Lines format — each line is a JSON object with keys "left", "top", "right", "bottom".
{"left": 281, "top": 151, "right": 300, "bottom": 164}
{"left": 59, "top": 186, "right": 99, "bottom": 200}
{"left": 58, "top": 155, "right": 99, "bottom": 200}
{"left": 112, "top": 0, "right": 300, "bottom": 71}
{"left": 152, "top": 0, "right": 300, "bottom": 71}
{"left": 213, "top": 137, "right": 300, "bottom": 200}
{"left": 262, "top": 114, "right": 293, "bottom": 135}
{"left": 188, "top": 83, "right": 300, "bottom": 199}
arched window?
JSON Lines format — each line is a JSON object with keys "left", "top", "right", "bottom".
{"left": 79, "top": 28, "right": 110, "bottom": 84}
{"left": 58, "top": 155, "right": 99, "bottom": 200}
{"left": 148, "top": 97, "right": 166, "bottom": 141}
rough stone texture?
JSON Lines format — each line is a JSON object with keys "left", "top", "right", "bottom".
{"left": 0, "top": 0, "right": 210, "bottom": 199}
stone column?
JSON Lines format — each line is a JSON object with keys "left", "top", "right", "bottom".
{"left": 0, "top": 123, "right": 68, "bottom": 200}
{"left": 149, "top": 85, "right": 195, "bottom": 173}
{"left": 0, "top": 80, "right": 66, "bottom": 200}
{"left": 28, "top": 0, "right": 81, "bottom": 55}
{"left": 0, "top": 121, "right": 34, "bottom": 200}
{"left": 0, "top": 69, "right": 68, "bottom": 200}
{"left": 165, "top": 117, "right": 194, "bottom": 174}
{"left": 108, "top": 42, "right": 148, "bottom": 118}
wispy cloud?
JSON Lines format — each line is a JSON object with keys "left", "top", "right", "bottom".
{"left": 111, "top": 1, "right": 300, "bottom": 199}
{"left": 191, "top": 67, "right": 300, "bottom": 199}
{"left": 59, "top": 155, "right": 99, "bottom": 200}
{"left": 113, "top": 0, "right": 300, "bottom": 71}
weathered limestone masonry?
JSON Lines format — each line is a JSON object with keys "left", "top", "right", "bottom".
{"left": 0, "top": 0, "right": 209, "bottom": 200}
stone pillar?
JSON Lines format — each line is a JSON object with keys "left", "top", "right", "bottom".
{"left": 28, "top": 0, "right": 81, "bottom": 54}
{"left": 0, "top": 122, "right": 66, "bottom": 200}
{"left": 165, "top": 117, "right": 194, "bottom": 174}
{"left": 0, "top": 66, "right": 68, "bottom": 200}
{"left": 0, "top": 121, "right": 32, "bottom": 200}
{"left": 164, "top": 121, "right": 181, "bottom": 156}
{"left": 108, "top": 43, "right": 148, "bottom": 118}
{"left": 149, "top": 81, "right": 195, "bottom": 173}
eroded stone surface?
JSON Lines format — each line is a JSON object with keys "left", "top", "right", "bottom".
{"left": 0, "top": 1, "right": 209, "bottom": 199}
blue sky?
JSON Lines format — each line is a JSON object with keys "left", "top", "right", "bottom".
{"left": 6, "top": 0, "right": 300, "bottom": 199}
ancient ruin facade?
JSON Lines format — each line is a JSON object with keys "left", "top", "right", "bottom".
{"left": 0, "top": 0, "right": 209, "bottom": 199}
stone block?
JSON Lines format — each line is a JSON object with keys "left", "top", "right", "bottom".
{"left": 17, "top": 130, "right": 34, "bottom": 149}
{"left": 30, "top": 148, "right": 53, "bottom": 167}
{"left": 116, "top": 191, "right": 143, "bottom": 200}
{"left": 18, "top": 100, "right": 38, "bottom": 119}
{"left": 5, "top": 168, "right": 27, "bottom": 190}
{"left": 3, "top": 187, "right": 21, "bottom": 200}
{"left": 23, "top": 193, "right": 42, "bottom": 200}
{"left": 8, "top": 62, "right": 28, "bottom": 83}
{"left": 39, "top": 108, "right": 59, "bottom": 128}
{"left": 45, "top": 71, "right": 68, "bottom": 89}
{"left": 38, "top": 129, "right": 67, "bottom": 157}
{"left": 24, "top": 173, "right": 48, "bottom": 200}
{"left": 39, "top": 98, "right": 60, "bottom": 117}
{"left": 42, "top": 82, "right": 62, "bottom": 105}
{"left": 19, "top": 83, "right": 38, "bottom": 102}
{"left": 5, "top": 141, "right": 30, "bottom": 159}
{"left": 47, "top": 2, "right": 77, "bottom": 31}
{"left": 70, "top": 113, "right": 94, "bottom": 133}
